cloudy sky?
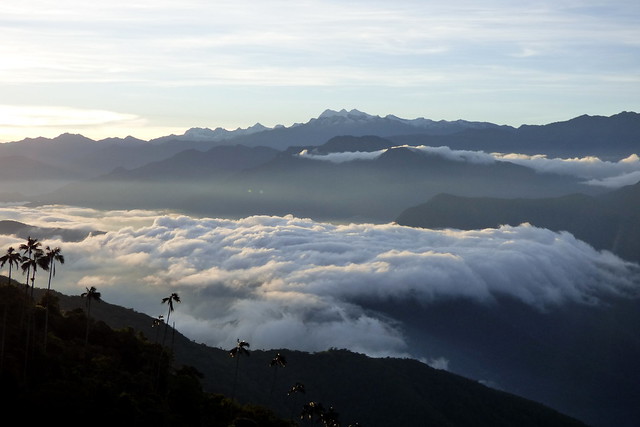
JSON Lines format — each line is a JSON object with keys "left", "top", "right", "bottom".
{"left": 1, "top": 205, "right": 638, "bottom": 358}
{"left": 1, "top": 0, "right": 639, "bottom": 142}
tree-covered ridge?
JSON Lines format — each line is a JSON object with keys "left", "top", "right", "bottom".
{"left": 0, "top": 281, "right": 292, "bottom": 426}
{"left": 0, "top": 281, "right": 591, "bottom": 426}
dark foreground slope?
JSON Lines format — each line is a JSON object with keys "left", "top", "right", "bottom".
{"left": 1, "top": 283, "right": 588, "bottom": 427}
{"left": 0, "top": 282, "right": 290, "bottom": 427}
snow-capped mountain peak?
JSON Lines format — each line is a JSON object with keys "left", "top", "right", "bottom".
{"left": 318, "top": 109, "right": 376, "bottom": 120}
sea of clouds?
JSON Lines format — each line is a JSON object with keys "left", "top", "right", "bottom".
{"left": 297, "top": 145, "right": 640, "bottom": 188}
{"left": 1, "top": 205, "right": 638, "bottom": 359}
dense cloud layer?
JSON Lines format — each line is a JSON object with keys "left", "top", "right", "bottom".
{"left": 298, "top": 146, "right": 640, "bottom": 187}
{"left": 1, "top": 205, "right": 638, "bottom": 358}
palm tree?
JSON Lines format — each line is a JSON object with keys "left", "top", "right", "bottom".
{"left": 287, "top": 382, "right": 306, "bottom": 421}
{"left": 19, "top": 237, "right": 42, "bottom": 299}
{"left": 42, "top": 246, "right": 64, "bottom": 351}
{"left": 19, "top": 245, "right": 47, "bottom": 367}
{"left": 161, "top": 292, "right": 180, "bottom": 347}
{"left": 301, "top": 401, "right": 325, "bottom": 424}
{"left": 80, "top": 286, "right": 102, "bottom": 347}
{"left": 20, "top": 248, "right": 49, "bottom": 298}
{"left": 228, "top": 338, "right": 250, "bottom": 401}
{"left": 301, "top": 401, "right": 341, "bottom": 427}
{"left": 43, "top": 246, "right": 64, "bottom": 293}
{"left": 151, "top": 314, "right": 164, "bottom": 344}
{"left": 321, "top": 405, "right": 341, "bottom": 427}
{"left": 287, "top": 382, "right": 305, "bottom": 396}
{"left": 0, "top": 246, "right": 22, "bottom": 285}
{"left": 269, "top": 352, "right": 287, "bottom": 400}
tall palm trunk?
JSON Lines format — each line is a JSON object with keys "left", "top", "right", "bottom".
{"left": 43, "top": 264, "right": 54, "bottom": 352}
{"left": 84, "top": 298, "right": 92, "bottom": 348}
{"left": 162, "top": 307, "right": 172, "bottom": 348}
{"left": 0, "top": 303, "right": 7, "bottom": 373}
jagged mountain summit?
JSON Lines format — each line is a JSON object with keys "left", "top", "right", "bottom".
{"left": 150, "top": 122, "right": 271, "bottom": 144}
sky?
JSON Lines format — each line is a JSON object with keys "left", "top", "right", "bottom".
{"left": 1, "top": 0, "right": 639, "bottom": 142}
{"left": 1, "top": 205, "right": 638, "bottom": 359}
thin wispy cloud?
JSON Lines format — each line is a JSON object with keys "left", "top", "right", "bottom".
{"left": 298, "top": 146, "right": 640, "bottom": 187}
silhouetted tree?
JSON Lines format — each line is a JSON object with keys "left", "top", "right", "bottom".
{"left": 321, "top": 405, "right": 341, "bottom": 427}
{"left": 287, "top": 382, "right": 306, "bottom": 422}
{"left": 269, "top": 352, "right": 287, "bottom": 401}
{"left": 20, "top": 248, "right": 48, "bottom": 295}
{"left": 43, "top": 246, "right": 64, "bottom": 351}
{"left": 288, "top": 382, "right": 306, "bottom": 396}
{"left": 301, "top": 401, "right": 341, "bottom": 427}
{"left": 301, "top": 401, "right": 325, "bottom": 424}
{"left": 19, "top": 236, "right": 44, "bottom": 299}
{"left": 229, "top": 338, "right": 250, "bottom": 401}
{"left": 80, "top": 286, "right": 102, "bottom": 347}
{"left": 19, "top": 239, "right": 48, "bottom": 374}
{"left": 152, "top": 314, "right": 164, "bottom": 343}
{"left": 161, "top": 292, "right": 180, "bottom": 347}
{"left": 0, "top": 246, "right": 22, "bottom": 285}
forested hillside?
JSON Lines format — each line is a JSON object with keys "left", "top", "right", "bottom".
{"left": 0, "top": 281, "right": 588, "bottom": 426}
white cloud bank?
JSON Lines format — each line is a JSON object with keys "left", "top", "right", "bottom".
{"left": 298, "top": 146, "right": 640, "bottom": 188}
{"left": 0, "top": 205, "right": 638, "bottom": 358}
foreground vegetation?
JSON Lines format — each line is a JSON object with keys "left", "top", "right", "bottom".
{"left": 0, "top": 281, "right": 292, "bottom": 426}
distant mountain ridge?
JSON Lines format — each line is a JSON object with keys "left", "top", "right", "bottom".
{"left": 1, "top": 109, "right": 637, "bottom": 206}
{"left": 395, "top": 180, "right": 640, "bottom": 263}
{"left": 0, "top": 219, "right": 103, "bottom": 242}
{"left": 391, "top": 111, "right": 640, "bottom": 159}
{"left": 0, "top": 110, "right": 636, "bottom": 181}
{"left": 36, "top": 136, "right": 590, "bottom": 222}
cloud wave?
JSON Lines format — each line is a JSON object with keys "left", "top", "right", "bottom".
{"left": 1, "top": 206, "right": 638, "bottom": 357}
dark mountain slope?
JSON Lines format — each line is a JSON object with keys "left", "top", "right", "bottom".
{"left": 0, "top": 155, "right": 86, "bottom": 196}
{"left": 395, "top": 181, "right": 640, "bottom": 263}
{"left": 110, "top": 145, "right": 280, "bottom": 181}
{"left": 0, "top": 283, "right": 292, "bottom": 426}
{"left": 21, "top": 285, "right": 588, "bottom": 427}
{"left": 359, "top": 293, "right": 640, "bottom": 427}
{"left": 227, "top": 146, "right": 590, "bottom": 221}
{"left": 0, "top": 219, "right": 103, "bottom": 242}
{"left": 0, "top": 155, "right": 81, "bottom": 181}
{"left": 36, "top": 143, "right": 590, "bottom": 222}
{"left": 391, "top": 111, "right": 640, "bottom": 159}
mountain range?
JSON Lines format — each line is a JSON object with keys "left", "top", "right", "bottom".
{"left": 1, "top": 109, "right": 638, "bottom": 180}
{"left": 28, "top": 136, "right": 592, "bottom": 223}
{"left": 1, "top": 109, "right": 639, "bottom": 426}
